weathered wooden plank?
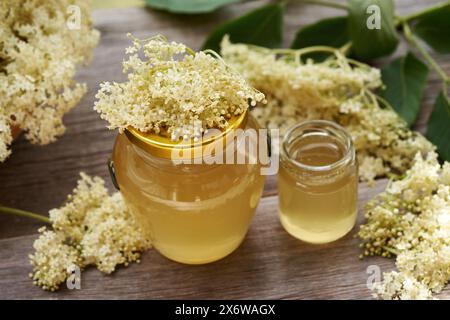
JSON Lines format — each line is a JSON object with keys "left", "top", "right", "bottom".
{"left": 1, "top": 179, "right": 448, "bottom": 299}
{"left": 0, "top": 179, "right": 411, "bottom": 300}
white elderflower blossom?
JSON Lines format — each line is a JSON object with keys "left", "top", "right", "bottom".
{"left": 81, "top": 192, "right": 149, "bottom": 274}
{"left": 29, "top": 227, "right": 82, "bottom": 292}
{"left": 0, "top": 0, "right": 99, "bottom": 162}
{"left": 221, "top": 38, "right": 435, "bottom": 183}
{"left": 0, "top": 115, "right": 12, "bottom": 160}
{"left": 359, "top": 151, "right": 450, "bottom": 299}
{"left": 30, "top": 173, "right": 151, "bottom": 291}
{"left": 94, "top": 34, "right": 265, "bottom": 141}
{"left": 49, "top": 173, "right": 108, "bottom": 242}
{"left": 372, "top": 271, "right": 434, "bottom": 300}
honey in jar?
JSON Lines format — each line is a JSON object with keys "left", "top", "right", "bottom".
{"left": 112, "top": 112, "right": 266, "bottom": 264}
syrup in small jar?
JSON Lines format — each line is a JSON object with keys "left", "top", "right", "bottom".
{"left": 278, "top": 120, "right": 358, "bottom": 244}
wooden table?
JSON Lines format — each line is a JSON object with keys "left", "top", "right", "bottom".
{"left": 0, "top": 0, "right": 449, "bottom": 299}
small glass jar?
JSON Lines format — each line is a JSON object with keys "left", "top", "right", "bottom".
{"left": 111, "top": 111, "right": 266, "bottom": 264}
{"left": 278, "top": 120, "right": 358, "bottom": 244}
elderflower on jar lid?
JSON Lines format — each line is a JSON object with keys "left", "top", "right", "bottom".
{"left": 94, "top": 34, "right": 265, "bottom": 158}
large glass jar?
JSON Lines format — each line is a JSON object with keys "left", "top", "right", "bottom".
{"left": 112, "top": 112, "right": 266, "bottom": 264}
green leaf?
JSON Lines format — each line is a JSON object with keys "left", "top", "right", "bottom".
{"left": 202, "top": 3, "right": 284, "bottom": 52}
{"left": 379, "top": 53, "right": 429, "bottom": 126}
{"left": 347, "top": 0, "right": 398, "bottom": 60}
{"left": 290, "top": 16, "right": 349, "bottom": 62}
{"left": 413, "top": 4, "right": 450, "bottom": 54}
{"left": 144, "top": 0, "right": 240, "bottom": 14}
{"left": 426, "top": 92, "right": 450, "bottom": 161}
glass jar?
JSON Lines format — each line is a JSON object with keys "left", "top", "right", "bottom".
{"left": 278, "top": 120, "right": 358, "bottom": 244}
{"left": 112, "top": 111, "right": 266, "bottom": 264}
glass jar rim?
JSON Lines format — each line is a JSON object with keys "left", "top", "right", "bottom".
{"left": 281, "top": 120, "right": 355, "bottom": 172}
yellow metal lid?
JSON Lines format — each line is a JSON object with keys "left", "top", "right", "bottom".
{"left": 124, "top": 110, "right": 248, "bottom": 159}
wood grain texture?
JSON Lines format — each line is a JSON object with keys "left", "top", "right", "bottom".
{"left": 0, "top": 180, "right": 392, "bottom": 299}
{"left": 0, "top": 0, "right": 449, "bottom": 299}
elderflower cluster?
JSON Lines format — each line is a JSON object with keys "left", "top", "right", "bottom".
{"left": 29, "top": 227, "right": 82, "bottom": 291}
{"left": 94, "top": 35, "right": 265, "bottom": 141}
{"left": 29, "top": 173, "right": 151, "bottom": 291}
{"left": 358, "top": 151, "right": 450, "bottom": 299}
{"left": 372, "top": 271, "right": 434, "bottom": 300}
{"left": 0, "top": 0, "right": 99, "bottom": 162}
{"left": 221, "top": 38, "right": 434, "bottom": 182}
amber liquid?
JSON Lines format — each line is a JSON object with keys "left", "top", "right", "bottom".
{"left": 113, "top": 129, "right": 265, "bottom": 264}
{"left": 278, "top": 133, "right": 358, "bottom": 244}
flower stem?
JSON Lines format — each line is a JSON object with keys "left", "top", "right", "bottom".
{"left": 382, "top": 245, "right": 399, "bottom": 256}
{"left": 339, "top": 42, "right": 352, "bottom": 55}
{"left": 0, "top": 205, "right": 50, "bottom": 224}
{"left": 401, "top": 1, "right": 450, "bottom": 22}
{"left": 402, "top": 22, "right": 450, "bottom": 92}
{"left": 300, "top": 0, "right": 348, "bottom": 10}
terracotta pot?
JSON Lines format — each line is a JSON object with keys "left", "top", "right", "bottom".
{"left": 11, "top": 125, "right": 22, "bottom": 140}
